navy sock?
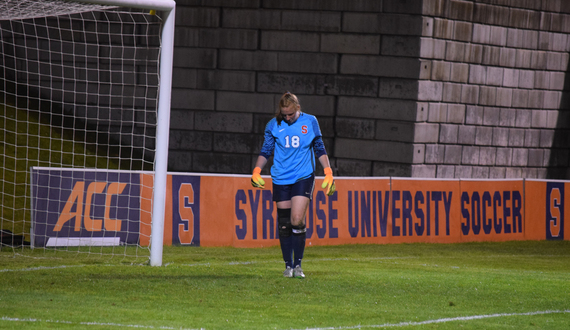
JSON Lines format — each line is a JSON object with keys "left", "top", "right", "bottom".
{"left": 292, "top": 225, "right": 306, "bottom": 268}
{"left": 277, "top": 208, "right": 293, "bottom": 268}
{"left": 279, "top": 235, "right": 293, "bottom": 268}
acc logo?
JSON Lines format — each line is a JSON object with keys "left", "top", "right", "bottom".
{"left": 54, "top": 181, "right": 127, "bottom": 232}
{"left": 546, "top": 182, "right": 564, "bottom": 240}
{"left": 301, "top": 125, "right": 308, "bottom": 134}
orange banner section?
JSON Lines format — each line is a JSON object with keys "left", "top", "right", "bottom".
{"left": 459, "top": 180, "right": 525, "bottom": 242}
{"left": 139, "top": 173, "right": 153, "bottom": 247}
{"left": 199, "top": 176, "right": 393, "bottom": 247}
{"left": 389, "top": 178, "right": 460, "bottom": 244}
{"left": 306, "top": 177, "right": 390, "bottom": 246}
{"left": 204, "top": 176, "right": 460, "bottom": 247}
{"left": 139, "top": 174, "right": 570, "bottom": 247}
{"left": 203, "top": 175, "right": 272, "bottom": 247}
{"left": 139, "top": 173, "right": 174, "bottom": 247}
{"left": 525, "top": 180, "right": 568, "bottom": 241}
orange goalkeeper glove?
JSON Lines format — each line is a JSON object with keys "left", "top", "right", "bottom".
{"left": 321, "top": 167, "right": 335, "bottom": 196}
{"left": 251, "top": 167, "right": 265, "bottom": 189}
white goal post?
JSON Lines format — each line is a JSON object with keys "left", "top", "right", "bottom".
{"left": 0, "top": 0, "right": 175, "bottom": 266}
{"left": 88, "top": 0, "right": 176, "bottom": 267}
{"left": 83, "top": 0, "right": 177, "bottom": 267}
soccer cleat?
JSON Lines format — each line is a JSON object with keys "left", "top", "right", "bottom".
{"left": 283, "top": 266, "right": 293, "bottom": 278}
{"left": 293, "top": 265, "right": 305, "bottom": 279}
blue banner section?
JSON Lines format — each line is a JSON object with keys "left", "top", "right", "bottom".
{"left": 32, "top": 169, "right": 140, "bottom": 247}
{"left": 546, "top": 182, "right": 564, "bottom": 240}
{"left": 171, "top": 175, "right": 201, "bottom": 246}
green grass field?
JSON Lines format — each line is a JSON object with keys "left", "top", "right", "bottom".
{"left": 1, "top": 241, "right": 569, "bottom": 329}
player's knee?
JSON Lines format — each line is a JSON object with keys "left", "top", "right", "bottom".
{"left": 290, "top": 212, "right": 305, "bottom": 227}
{"left": 278, "top": 208, "right": 292, "bottom": 238}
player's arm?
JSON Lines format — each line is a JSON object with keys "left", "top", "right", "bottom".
{"left": 313, "top": 135, "right": 335, "bottom": 196}
{"left": 318, "top": 153, "right": 330, "bottom": 169}
{"left": 252, "top": 121, "right": 276, "bottom": 189}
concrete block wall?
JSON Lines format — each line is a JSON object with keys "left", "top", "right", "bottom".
{"left": 170, "top": 0, "right": 427, "bottom": 176}
{"left": 170, "top": 0, "right": 570, "bottom": 179}
{"left": 416, "top": 0, "right": 570, "bottom": 178}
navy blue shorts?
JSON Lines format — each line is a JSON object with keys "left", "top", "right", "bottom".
{"left": 272, "top": 175, "right": 315, "bottom": 202}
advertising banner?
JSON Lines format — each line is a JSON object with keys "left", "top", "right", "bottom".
{"left": 31, "top": 168, "right": 570, "bottom": 248}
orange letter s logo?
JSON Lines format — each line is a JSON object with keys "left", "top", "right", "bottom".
{"left": 549, "top": 188, "right": 561, "bottom": 238}
{"left": 178, "top": 183, "right": 195, "bottom": 245}
{"left": 546, "top": 182, "right": 564, "bottom": 240}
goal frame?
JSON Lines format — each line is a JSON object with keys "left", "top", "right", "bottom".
{"left": 74, "top": 0, "right": 176, "bottom": 266}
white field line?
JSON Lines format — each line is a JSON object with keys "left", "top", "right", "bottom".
{"left": 0, "top": 316, "right": 203, "bottom": 329}
{"left": 2, "top": 310, "right": 568, "bottom": 329}
{"left": 0, "top": 265, "right": 86, "bottom": 272}
{"left": 291, "top": 310, "right": 570, "bottom": 330}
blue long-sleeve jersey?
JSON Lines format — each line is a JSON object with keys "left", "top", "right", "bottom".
{"left": 259, "top": 113, "right": 327, "bottom": 185}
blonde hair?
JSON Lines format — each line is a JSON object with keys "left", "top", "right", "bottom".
{"left": 276, "top": 91, "right": 300, "bottom": 124}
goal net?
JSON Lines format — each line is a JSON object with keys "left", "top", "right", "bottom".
{"left": 0, "top": 0, "right": 174, "bottom": 265}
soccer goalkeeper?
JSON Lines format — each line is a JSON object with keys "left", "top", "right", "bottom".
{"left": 251, "top": 91, "right": 335, "bottom": 279}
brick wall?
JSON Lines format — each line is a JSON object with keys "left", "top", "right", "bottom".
{"left": 416, "top": 0, "right": 570, "bottom": 179}
{"left": 169, "top": 0, "right": 570, "bottom": 179}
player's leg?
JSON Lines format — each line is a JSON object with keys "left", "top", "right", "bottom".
{"left": 276, "top": 204, "right": 293, "bottom": 276}
{"left": 289, "top": 175, "right": 314, "bottom": 278}
{"left": 274, "top": 184, "right": 294, "bottom": 277}
{"left": 291, "top": 195, "right": 310, "bottom": 274}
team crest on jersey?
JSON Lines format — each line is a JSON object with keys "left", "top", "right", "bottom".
{"left": 301, "top": 125, "right": 308, "bottom": 134}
